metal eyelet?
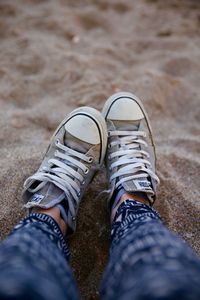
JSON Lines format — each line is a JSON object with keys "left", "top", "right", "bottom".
{"left": 88, "top": 156, "right": 93, "bottom": 163}
{"left": 84, "top": 168, "right": 89, "bottom": 174}
{"left": 78, "top": 191, "right": 81, "bottom": 196}
{"left": 82, "top": 180, "right": 85, "bottom": 185}
{"left": 72, "top": 216, "right": 76, "bottom": 221}
{"left": 55, "top": 139, "right": 60, "bottom": 145}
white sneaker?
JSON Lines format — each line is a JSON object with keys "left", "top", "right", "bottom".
{"left": 102, "top": 92, "right": 160, "bottom": 206}
{"left": 23, "top": 107, "right": 108, "bottom": 232}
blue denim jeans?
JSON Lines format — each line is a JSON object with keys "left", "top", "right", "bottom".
{"left": 0, "top": 200, "right": 200, "bottom": 300}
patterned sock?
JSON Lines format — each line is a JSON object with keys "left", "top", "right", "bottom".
{"left": 110, "top": 185, "right": 126, "bottom": 210}
{"left": 110, "top": 185, "right": 151, "bottom": 211}
{"left": 56, "top": 200, "right": 68, "bottom": 224}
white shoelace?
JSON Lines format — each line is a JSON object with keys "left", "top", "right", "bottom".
{"left": 26, "top": 139, "right": 93, "bottom": 216}
{"left": 108, "top": 130, "right": 160, "bottom": 189}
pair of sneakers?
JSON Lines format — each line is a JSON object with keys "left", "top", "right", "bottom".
{"left": 23, "top": 92, "right": 160, "bottom": 233}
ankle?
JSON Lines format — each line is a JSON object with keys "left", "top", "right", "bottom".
{"left": 34, "top": 207, "right": 67, "bottom": 235}
{"left": 111, "top": 192, "right": 150, "bottom": 223}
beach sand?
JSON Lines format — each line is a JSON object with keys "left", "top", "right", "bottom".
{"left": 0, "top": 0, "right": 200, "bottom": 298}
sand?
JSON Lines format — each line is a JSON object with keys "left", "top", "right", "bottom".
{"left": 0, "top": 0, "right": 200, "bottom": 298}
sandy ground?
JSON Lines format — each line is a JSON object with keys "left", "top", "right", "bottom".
{"left": 0, "top": 0, "right": 200, "bottom": 299}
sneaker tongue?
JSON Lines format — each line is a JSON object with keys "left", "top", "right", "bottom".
{"left": 61, "top": 131, "right": 91, "bottom": 177}
{"left": 112, "top": 120, "right": 140, "bottom": 131}
{"left": 64, "top": 131, "right": 92, "bottom": 153}
{"left": 29, "top": 182, "right": 65, "bottom": 206}
{"left": 122, "top": 177, "right": 153, "bottom": 194}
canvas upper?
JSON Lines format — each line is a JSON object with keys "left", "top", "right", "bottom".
{"left": 102, "top": 92, "right": 160, "bottom": 206}
{"left": 23, "top": 107, "right": 108, "bottom": 232}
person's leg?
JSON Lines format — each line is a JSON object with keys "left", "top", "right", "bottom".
{"left": 100, "top": 194, "right": 200, "bottom": 300}
{"left": 100, "top": 92, "right": 200, "bottom": 299}
{"left": 0, "top": 210, "right": 78, "bottom": 300}
{"left": 0, "top": 107, "right": 107, "bottom": 299}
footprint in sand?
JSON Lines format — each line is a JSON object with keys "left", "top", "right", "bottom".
{"left": 163, "top": 57, "right": 194, "bottom": 77}
{"left": 16, "top": 52, "right": 45, "bottom": 76}
{"left": 6, "top": 83, "right": 31, "bottom": 109}
{"left": 22, "top": 0, "right": 48, "bottom": 4}
{"left": 0, "top": 19, "right": 19, "bottom": 39}
{"left": 77, "top": 12, "right": 109, "bottom": 31}
{"left": 111, "top": 2, "right": 130, "bottom": 13}
{"left": 0, "top": 4, "right": 19, "bottom": 38}
{"left": 33, "top": 19, "right": 78, "bottom": 42}
{"left": 97, "top": 2, "right": 130, "bottom": 13}
{"left": 0, "top": 3, "right": 16, "bottom": 17}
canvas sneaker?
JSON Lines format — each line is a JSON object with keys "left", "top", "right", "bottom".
{"left": 23, "top": 107, "right": 107, "bottom": 232}
{"left": 102, "top": 92, "right": 160, "bottom": 207}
